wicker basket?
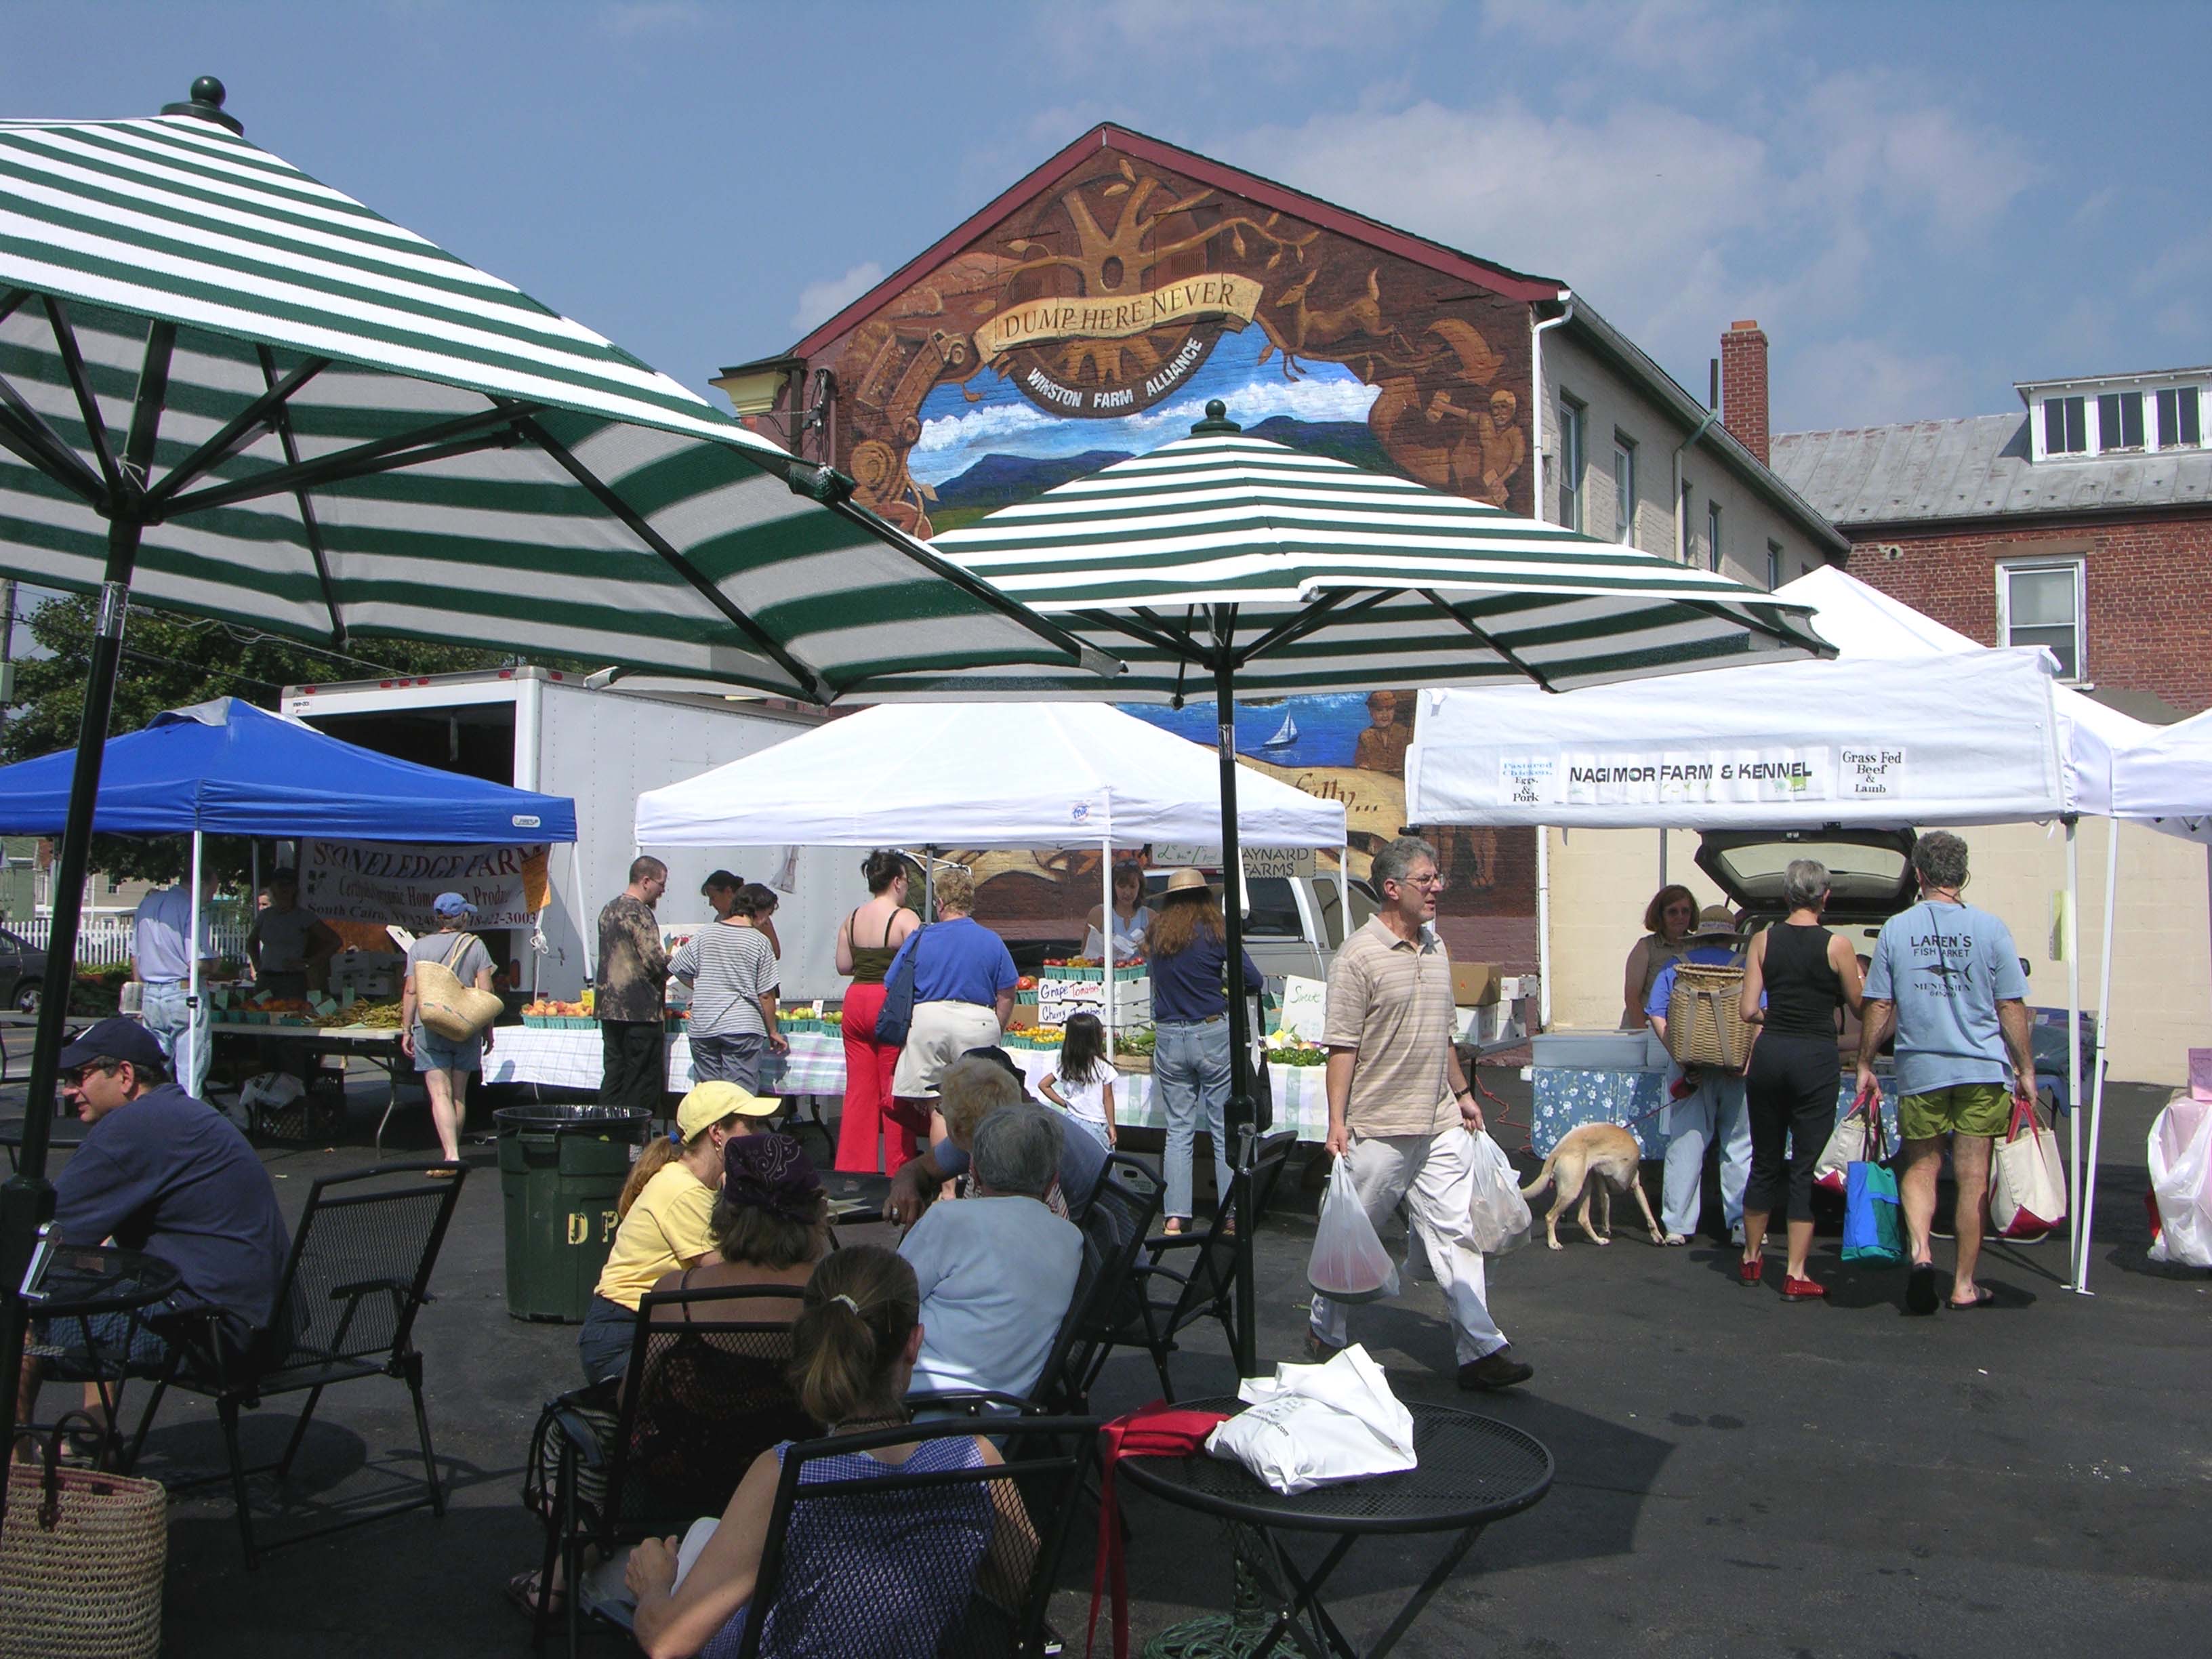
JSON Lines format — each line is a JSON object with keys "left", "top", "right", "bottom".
{"left": 415, "top": 933, "right": 501, "bottom": 1041}
{"left": 1664, "top": 962, "right": 1752, "bottom": 1070}
{"left": 0, "top": 1417, "right": 166, "bottom": 1658}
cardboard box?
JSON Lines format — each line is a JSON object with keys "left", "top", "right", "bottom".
{"left": 1452, "top": 962, "right": 1501, "bottom": 1006}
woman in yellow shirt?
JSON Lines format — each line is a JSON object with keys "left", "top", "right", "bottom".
{"left": 577, "top": 1080, "right": 780, "bottom": 1385}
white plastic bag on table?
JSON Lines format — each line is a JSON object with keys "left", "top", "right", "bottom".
{"left": 1464, "top": 1128, "right": 1533, "bottom": 1256}
{"left": 1308, "top": 1156, "right": 1397, "bottom": 1303}
{"left": 2148, "top": 1095, "right": 2212, "bottom": 1268}
{"left": 1206, "top": 1344, "right": 1417, "bottom": 1495}
{"left": 1990, "top": 1094, "right": 2067, "bottom": 1237}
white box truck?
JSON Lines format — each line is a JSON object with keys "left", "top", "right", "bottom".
{"left": 281, "top": 668, "right": 869, "bottom": 1002}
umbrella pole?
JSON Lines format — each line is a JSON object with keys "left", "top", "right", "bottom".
{"left": 1212, "top": 633, "right": 1258, "bottom": 1376}
{"left": 187, "top": 830, "right": 204, "bottom": 1099}
{"left": 0, "top": 323, "right": 171, "bottom": 1517}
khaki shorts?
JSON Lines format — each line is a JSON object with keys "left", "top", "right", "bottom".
{"left": 890, "top": 999, "right": 1004, "bottom": 1100}
{"left": 1899, "top": 1082, "right": 2012, "bottom": 1141}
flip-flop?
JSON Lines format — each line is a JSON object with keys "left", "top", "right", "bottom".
{"left": 1906, "top": 1263, "right": 1939, "bottom": 1316}
{"left": 1948, "top": 1286, "right": 1997, "bottom": 1311}
{"left": 506, "top": 1568, "right": 563, "bottom": 1618}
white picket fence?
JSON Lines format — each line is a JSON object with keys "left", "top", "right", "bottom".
{"left": 9, "top": 916, "right": 252, "bottom": 967}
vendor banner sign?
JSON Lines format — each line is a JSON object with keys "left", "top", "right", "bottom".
{"left": 301, "top": 840, "right": 551, "bottom": 931}
{"left": 1501, "top": 747, "right": 1839, "bottom": 811}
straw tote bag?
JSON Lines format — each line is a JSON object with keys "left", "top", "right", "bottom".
{"left": 1663, "top": 959, "right": 1752, "bottom": 1070}
{"left": 415, "top": 931, "right": 503, "bottom": 1041}
{"left": 0, "top": 1415, "right": 167, "bottom": 1659}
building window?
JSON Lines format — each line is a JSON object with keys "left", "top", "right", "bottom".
{"left": 1558, "top": 396, "right": 1586, "bottom": 532}
{"left": 1766, "top": 539, "right": 1784, "bottom": 590}
{"left": 2097, "top": 391, "right": 2145, "bottom": 451}
{"left": 1998, "top": 558, "right": 2086, "bottom": 681}
{"left": 2043, "top": 396, "right": 2087, "bottom": 455}
{"left": 1706, "top": 501, "right": 1723, "bottom": 573}
{"left": 2157, "top": 387, "right": 2202, "bottom": 449}
{"left": 1612, "top": 434, "right": 1635, "bottom": 544}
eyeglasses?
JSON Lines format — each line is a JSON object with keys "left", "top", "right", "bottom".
{"left": 1397, "top": 873, "right": 1447, "bottom": 889}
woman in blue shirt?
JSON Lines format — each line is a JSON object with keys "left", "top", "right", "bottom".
{"left": 884, "top": 866, "right": 1018, "bottom": 1137}
{"left": 1146, "top": 869, "right": 1264, "bottom": 1234}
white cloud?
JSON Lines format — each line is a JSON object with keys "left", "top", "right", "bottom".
{"left": 1479, "top": 0, "right": 1784, "bottom": 83}
{"left": 789, "top": 260, "right": 885, "bottom": 334}
{"left": 914, "top": 398, "right": 1061, "bottom": 457}
{"left": 1780, "top": 337, "right": 1974, "bottom": 432}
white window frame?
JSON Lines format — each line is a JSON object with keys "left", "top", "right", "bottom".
{"left": 2095, "top": 390, "right": 2146, "bottom": 453}
{"left": 1558, "top": 395, "right": 1586, "bottom": 533}
{"left": 1612, "top": 434, "right": 1636, "bottom": 546}
{"left": 1996, "top": 556, "right": 2087, "bottom": 684}
{"left": 2154, "top": 384, "right": 2205, "bottom": 451}
{"left": 2036, "top": 394, "right": 2088, "bottom": 460}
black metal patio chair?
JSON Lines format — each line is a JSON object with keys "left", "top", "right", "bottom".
{"left": 523, "top": 1282, "right": 815, "bottom": 1656}
{"left": 1081, "top": 1130, "right": 1295, "bottom": 1401}
{"left": 1032, "top": 1153, "right": 1161, "bottom": 1414}
{"left": 119, "top": 1160, "right": 468, "bottom": 1568}
{"left": 726, "top": 1413, "right": 1102, "bottom": 1659}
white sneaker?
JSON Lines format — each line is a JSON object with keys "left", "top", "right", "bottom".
{"left": 1729, "top": 1223, "right": 1746, "bottom": 1246}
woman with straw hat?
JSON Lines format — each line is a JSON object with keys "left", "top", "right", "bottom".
{"left": 1146, "top": 869, "right": 1263, "bottom": 1234}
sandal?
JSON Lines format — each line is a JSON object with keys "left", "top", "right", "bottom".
{"left": 1162, "top": 1219, "right": 1185, "bottom": 1236}
{"left": 1948, "top": 1286, "right": 1997, "bottom": 1311}
{"left": 506, "top": 1568, "right": 563, "bottom": 1618}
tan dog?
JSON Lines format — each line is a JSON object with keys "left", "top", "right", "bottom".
{"left": 1520, "top": 1124, "right": 1665, "bottom": 1250}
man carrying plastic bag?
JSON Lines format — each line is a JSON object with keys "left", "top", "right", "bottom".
{"left": 1308, "top": 836, "right": 1534, "bottom": 1392}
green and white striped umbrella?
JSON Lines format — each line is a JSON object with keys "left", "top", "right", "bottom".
{"left": 896, "top": 407, "right": 1826, "bottom": 699}
{"left": 0, "top": 86, "right": 1111, "bottom": 701}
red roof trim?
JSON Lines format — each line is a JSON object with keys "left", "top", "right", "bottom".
{"left": 786, "top": 123, "right": 1564, "bottom": 359}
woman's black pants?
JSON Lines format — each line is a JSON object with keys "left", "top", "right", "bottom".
{"left": 1744, "top": 1033, "right": 1836, "bottom": 1218}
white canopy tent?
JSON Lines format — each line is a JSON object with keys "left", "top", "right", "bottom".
{"left": 635, "top": 701, "right": 1350, "bottom": 1052}
{"left": 1408, "top": 640, "right": 2123, "bottom": 1290}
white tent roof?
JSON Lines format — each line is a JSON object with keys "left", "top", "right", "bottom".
{"left": 634, "top": 702, "right": 1348, "bottom": 851}
{"left": 1406, "top": 647, "right": 2068, "bottom": 830}
{"left": 2110, "top": 709, "right": 2212, "bottom": 841}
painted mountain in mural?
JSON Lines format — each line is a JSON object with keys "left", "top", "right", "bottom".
{"left": 1241, "top": 417, "right": 1401, "bottom": 476}
{"left": 930, "top": 449, "right": 1133, "bottom": 521}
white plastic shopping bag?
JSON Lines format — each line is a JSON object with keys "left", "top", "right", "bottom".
{"left": 2148, "top": 1096, "right": 2212, "bottom": 1268}
{"left": 1464, "top": 1128, "right": 1533, "bottom": 1256}
{"left": 1206, "top": 1345, "right": 1418, "bottom": 1495}
{"left": 1990, "top": 1094, "right": 2067, "bottom": 1237}
{"left": 1308, "top": 1156, "right": 1397, "bottom": 1303}
{"left": 1814, "top": 1088, "right": 1881, "bottom": 1195}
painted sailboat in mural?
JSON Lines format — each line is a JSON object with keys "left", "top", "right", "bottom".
{"left": 1261, "top": 712, "right": 1299, "bottom": 749}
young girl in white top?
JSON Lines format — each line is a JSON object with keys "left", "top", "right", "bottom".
{"left": 1040, "top": 1012, "right": 1118, "bottom": 1149}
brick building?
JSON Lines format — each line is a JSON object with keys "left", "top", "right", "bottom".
{"left": 716, "top": 125, "right": 1841, "bottom": 969}
{"left": 1773, "top": 368, "right": 2212, "bottom": 718}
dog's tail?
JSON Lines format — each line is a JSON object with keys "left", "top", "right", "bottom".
{"left": 1519, "top": 1144, "right": 1561, "bottom": 1198}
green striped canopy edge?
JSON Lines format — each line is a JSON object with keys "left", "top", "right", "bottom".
{"left": 0, "top": 108, "right": 1114, "bottom": 702}
{"left": 880, "top": 428, "right": 1831, "bottom": 701}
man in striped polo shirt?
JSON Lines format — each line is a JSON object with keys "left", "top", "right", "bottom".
{"left": 1311, "top": 835, "right": 1533, "bottom": 1391}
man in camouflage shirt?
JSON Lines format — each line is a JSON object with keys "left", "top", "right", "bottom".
{"left": 598, "top": 855, "right": 670, "bottom": 1113}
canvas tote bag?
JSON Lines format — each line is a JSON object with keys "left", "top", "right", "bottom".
{"left": 0, "top": 1414, "right": 166, "bottom": 1659}
{"left": 415, "top": 931, "right": 502, "bottom": 1040}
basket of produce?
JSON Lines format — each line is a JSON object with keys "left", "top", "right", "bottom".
{"left": 1113, "top": 1026, "right": 1155, "bottom": 1074}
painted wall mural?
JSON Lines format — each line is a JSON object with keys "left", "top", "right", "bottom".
{"left": 806, "top": 143, "right": 1538, "bottom": 944}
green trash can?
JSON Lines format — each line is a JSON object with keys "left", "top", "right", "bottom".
{"left": 494, "top": 1104, "right": 655, "bottom": 1322}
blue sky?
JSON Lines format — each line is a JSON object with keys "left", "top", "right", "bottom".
{"left": 5, "top": 0, "right": 2209, "bottom": 441}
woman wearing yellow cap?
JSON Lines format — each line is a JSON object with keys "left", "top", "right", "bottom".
{"left": 576, "top": 1080, "right": 779, "bottom": 1385}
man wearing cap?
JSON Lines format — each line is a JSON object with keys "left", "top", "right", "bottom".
{"left": 130, "top": 865, "right": 221, "bottom": 1099}
{"left": 579, "top": 1080, "right": 779, "bottom": 1385}
{"left": 15, "top": 1017, "right": 289, "bottom": 1432}
{"left": 1315, "top": 835, "right": 1533, "bottom": 1391}
{"left": 1646, "top": 906, "right": 1756, "bottom": 1246}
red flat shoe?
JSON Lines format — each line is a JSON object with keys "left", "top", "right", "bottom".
{"left": 1737, "top": 1258, "right": 1763, "bottom": 1286}
{"left": 1782, "top": 1275, "right": 1828, "bottom": 1300}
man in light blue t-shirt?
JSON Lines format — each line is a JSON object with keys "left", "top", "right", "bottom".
{"left": 1858, "top": 832, "right": 2036, "bottom": 1315}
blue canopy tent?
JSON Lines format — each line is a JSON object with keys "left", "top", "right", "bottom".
{"left": 0, "top": 697, "right": 577, "bottom": 1088}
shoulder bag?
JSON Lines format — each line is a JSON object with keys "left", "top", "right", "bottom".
{"left": 873, "top": 924, "right": 927, "bottom": 1050}
{"left": 415, "top": 931, "right": 503, "bottom": 1041}
{"left": 0, "top": 1413, "right": 167, "bottom": 1658}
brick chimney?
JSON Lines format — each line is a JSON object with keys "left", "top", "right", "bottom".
{"left": 1719, "top": 319, "right": 1769, "bottom": 467}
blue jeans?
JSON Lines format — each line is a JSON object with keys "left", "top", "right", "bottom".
{"left": 1155, "top": 1019, "right": 1233, "bottom": 1221}
{"left": 690, "top": 1030, "right": 764, "bottom": 1090}
{"left": 1662, "top": 1068, "right": 1750, "bottom": 1237}
{"left": 141, "top": 980, "right": 209, "bottom": 1098}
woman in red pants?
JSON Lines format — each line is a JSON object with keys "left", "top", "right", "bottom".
{"left": 834, "top": 851, "right": 924, "bottom": 1172}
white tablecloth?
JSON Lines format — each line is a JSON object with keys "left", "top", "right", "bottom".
{"left": 483, "top": 1026, "right": 1331, "bottom": 1139}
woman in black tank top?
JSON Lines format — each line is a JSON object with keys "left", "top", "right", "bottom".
{"left": 1736, "top": 859, "right": 1866, "bottom": 1299}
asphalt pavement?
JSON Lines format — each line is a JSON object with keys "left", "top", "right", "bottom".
{"left": 3, "top": 1048, "right": 2207, "bottom": 1658}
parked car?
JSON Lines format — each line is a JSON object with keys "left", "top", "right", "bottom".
{"left": 1692, "top": 825, "right": 1918, "bottom": 945}
{"left": 0, "top": 926, "right": 48, "bottom": 1012}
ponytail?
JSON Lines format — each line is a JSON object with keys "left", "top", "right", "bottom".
{"left": 790, "top": 1244, "right": 919, "bottom": 1426}
{"left": 616, "top": 1113, "right": 739, "bottom": 1218}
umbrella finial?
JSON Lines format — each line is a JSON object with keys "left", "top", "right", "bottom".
{"left": 162, "top": 76, "right": 244, "bottom": 134}
{"left": 1190, "top": 399, "right": 1242, "bottom": 436}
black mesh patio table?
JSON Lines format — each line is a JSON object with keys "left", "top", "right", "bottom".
{"left": 1119, "top": 1395, "right": 1553, "bottom": 1658}
{"left": 21, "top": 1244, "right": 184, "bottom": 1467}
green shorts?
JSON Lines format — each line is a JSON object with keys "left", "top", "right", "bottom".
{"left": 1899, "top": 1082, "right": 2012, "bottom": 1141}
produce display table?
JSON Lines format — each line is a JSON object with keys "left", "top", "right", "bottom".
{"left": 1530, "top": 1065, "right": 1900, "bottom": 1159}
{"left": 207, "top": 1019, "right": 409, "bottom": 1146}
{"left": 483, "top": 1027, "right": 1336, "bottom": 1140}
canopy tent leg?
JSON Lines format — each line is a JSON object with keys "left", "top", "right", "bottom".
{"left": 1101, "top": 813, "right": 1115, "bottom": 1066}
{"left": 0, "top": 319, "right": 174, "bottom": 1530}
{"left": 1211, "top": 617, "right": 1259, "bottom": 1378}
{"left": 1536, "top": 827, "right": 1552, "bottom": 1031}
{"left": 568, "top": 842, "right": 595, "bottom": 983}
{"left": 924, "top": 848, "right": 937, "bottom": 918}
{"left": 2065, "top": 819, "right": 2083, "bottom": 1287}
{"left": 186, "top": 829, "right": 205, "bottom": 1101}
{"left": 2077, "top": 823, "right": 2121, "bottom": 1294}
